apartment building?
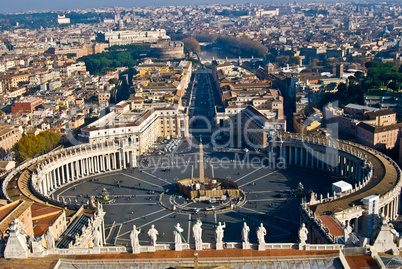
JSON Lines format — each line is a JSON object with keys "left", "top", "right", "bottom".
{"left": 11, "top": 98, "right": 42, "bottom": 113}
{"left": 356, "top": 122, "right": 402, "bottom": 150}
{"left": 79, "top": 107, "right": 189, "bottom": 154}
{"left": 133, "top": 61, "right": 192, "bottom": 106}
{"left": 98, "top": 29, "right": 170, "bottom": 46}
{"left": 0, "top": 73, "right": 30, "bottom": 92}
{"left": 0, "top": 125, "right": 22, "bottom": 158}
{"left": 57, "top": 62, "right": 86, "bottom": 78}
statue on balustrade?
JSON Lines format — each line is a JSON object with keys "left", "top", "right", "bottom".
{"left": 130, "top": 225, "right": 141, "bottom": 254}
{"left": 298, "top": 223, "right": 308, "bottom": 245}
{"left": 45, "top": 227, "right": 55, "bottom": 249}
{"left": 242, "top": 222, "right": 250, "bottom": 244}
{"left": 257, "top": 223, "right": 267, "bottom": 245}
{"left": 147, "top": 224, "right": 159, "bottom": 246}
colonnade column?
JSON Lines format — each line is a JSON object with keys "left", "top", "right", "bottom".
{"left": 52, "top": 170, "right": 57, "bottom": 188}
{"left": 80, "top": 159, "right": 84, "bottom": 176}
{"left": 55, "top": 168, "right": 60, "bottom": 186}
{"left": 43, "top": 174, "right": 48, "bottom": 195}
{"left": 65, "top": 163, "right": 70, "bottom": 182}
{"left": 85, "top": 158, "right": 89, "bottom": 175}
{"left": 105, "top": 154, "right": 110, "bottom": 170}
{"left": 76, "top": 160, "right": 81, "bottom": 178}
{"left": 88, "top": 157, "right": 93, "bottom": 174}
{"left": 113, "top": 153, "right": 117, "bottom": 169}
{"left": 38, "top": 181, "right": 43, "bottom": 194}
{"left": 99, "top": 155, "right": 104, "bottom": 172}
{"left": 122, "top": 151, "right": 126, "bottom": 169}
{"left": 96, "top": 155, "right": 100, "bottom": 173}
{"left": 47, "top": 173, "right": 51, "bottom": 193}
{"left": 48, "top": 172, "right": 52, "bottom": 191}
{"left": 72, "top": 161, "right": 76, "bottom": 179}
{"left": 61, "top": 165, "right": 66, "bottom": 184}
{"left": 78, "top": 159, "right": 83, "bottom": 177}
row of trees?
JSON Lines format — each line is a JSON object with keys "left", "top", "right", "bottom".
{"left": 0, "top": 12, "right": 56, "bottom": 31}
{"left": 0, "top": 12, "right": 115, "bottom": 31}
{"left": 13, "top": 131, "right": 61, "bottom": 163}
{"left": 78, "top": 45, "right": 149, "bottom": 74}
{"left": 215, "top": 35, "right": 268, "bottom": 58}
{"left": 365, "top": 61, "right": 402, "bottom": 90}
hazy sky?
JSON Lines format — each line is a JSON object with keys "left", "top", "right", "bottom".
{"left": 1, "top": 0, "right": 286, "bottom": 13}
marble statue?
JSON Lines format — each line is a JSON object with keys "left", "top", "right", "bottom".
{"left": 92, "top": 227, "right": 102, "bottom": 247}
{"left": 9, "top": 219, "right": 18, "bottom": 232}
{"left": 257, "top": 223, "right": 267, "bottom": 246}
{"left": 242, "top": 222, "right": 250, "bottom": 249}
{"left": 242, "top": 222, "right": 250, "bottom": 243}
{"left": 215, "top": 222, "right": 225, "bottom": 244}
{"left": 215, "top": 222, "right": 226, "bottom": 250}
{"left": 343, "top": 221, "right": 353, "bottom": 245}
{"left": 147, "top": 225, "right": 159, "bottom": 246}
{"left": 9, "top": 218, "right": 26, "bottom": 235}
{"left": 193, "top": 219, "right": 203, "bottom": 250}
{"left": 44, "top": 227, "right": 55, "bottom": 249}
{"left": 130, "top": 225, "right": 141, "bottom": 254}
{"left": 174, "top": 223, "right": 184, "bottom": 251}
{"left": 298, "top": 223, "right": 308, "bottom": 246}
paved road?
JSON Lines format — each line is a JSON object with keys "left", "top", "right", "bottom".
{"left": 54, "top": 155, "right": 338, "bottom": 246}
{"left": 54, "top": 69, "right": 340, "bottom": 247}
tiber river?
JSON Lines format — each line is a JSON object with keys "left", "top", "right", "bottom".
{"left": 199, "top": 48, "right": 238, "bottom": 61}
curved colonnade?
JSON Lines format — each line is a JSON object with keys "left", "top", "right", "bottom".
{"left": 270, "top": 133, "right": 401, "bottom": 221}
{"left": 2, "top": 140, "right": 138, "bottom": 209}
{"left": 268, "top": 133, "right": 401, "bottom": 244}
{"left": 2, "top": 134, "right": 401, "bottom": 234}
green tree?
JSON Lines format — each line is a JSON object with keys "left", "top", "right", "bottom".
{"left": 276, "top": 55, "right": 290, "bottom": 66}
{"left": 216, "top": 35, "right": 268, "bottom": 57}
{"left": 182, "top": 37, "right": 201, "bottom": 54}
{"left": 13, "top": 131, "right": 61, "bottom": 163}
{"left": 109, "top": 78, "right": 119, "bottom": 85}
{"left": 289, "top": 56, "right": 301, "bottom": 66}
{"left": 309, "top": 59, "right": 320, "bottom": 68}
{"left": 78, "top": 45, "right": 149, "bottom": 74}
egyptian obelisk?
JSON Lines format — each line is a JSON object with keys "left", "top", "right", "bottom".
{"left": 199, "top": 135, "right": 204, "bottom": 182}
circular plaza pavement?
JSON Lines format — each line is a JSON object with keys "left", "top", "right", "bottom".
{"left": 53, "top": 150, "right": 344, "bottom": 247}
